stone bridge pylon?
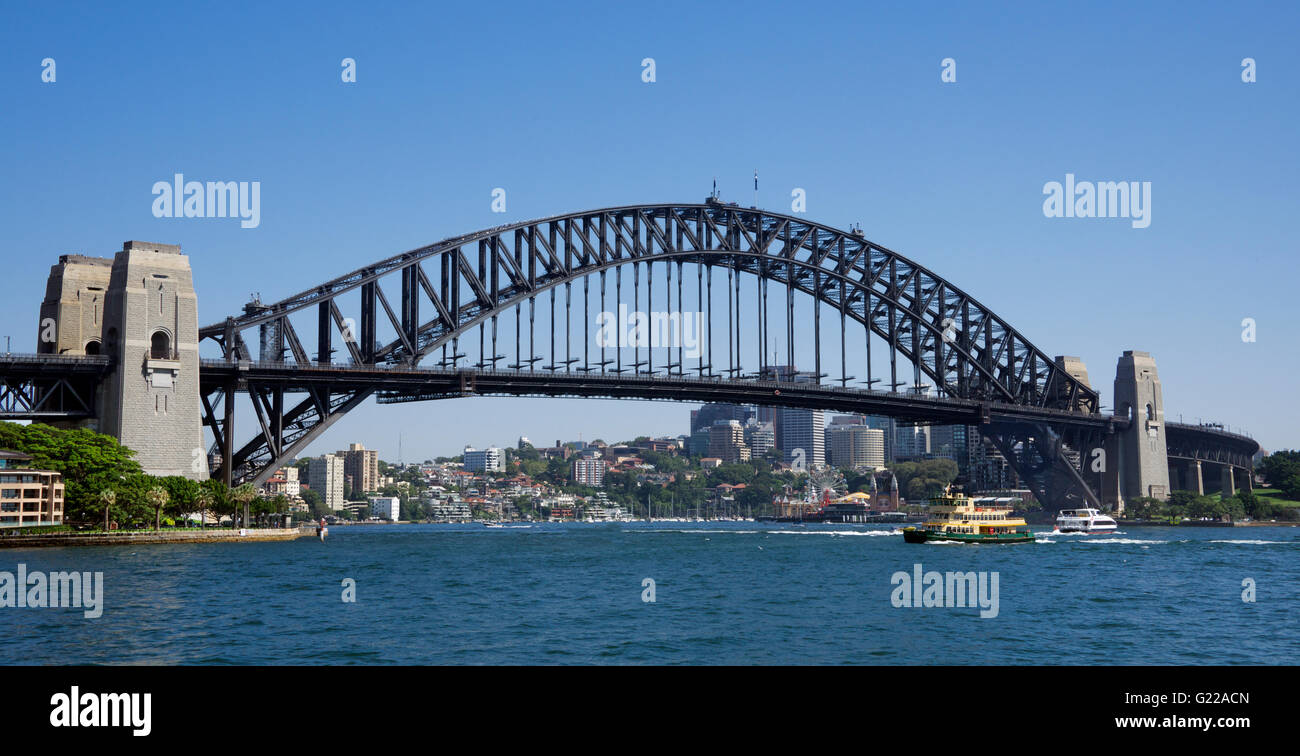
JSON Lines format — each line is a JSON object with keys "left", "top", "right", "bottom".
{"left": 39, "top": 241, "right": 207, "bottom": 480}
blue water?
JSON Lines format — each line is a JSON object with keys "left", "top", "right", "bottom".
{"left": 2, "top": 522, "right": 1297, "bottom": 664}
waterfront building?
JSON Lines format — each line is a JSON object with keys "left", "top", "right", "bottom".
{"left": 428, "top": 499, "right": 472, "bottom": 522}
{"left": 0, "top": 450, "right": 65, "bottom": 528}
{"left": 264, "top": 466, "right": 300, "bottom": 498}
{"left": 463, "top": 445, "right": 505, "bottom": 473}
{"left": 308, "top": 454, "right": 346, "bottom": 511}
{"left": 368, "top": 495, "right": 400, "bottom": 521}
{"left": 338, "top": 443, "right": 379, "bottom": 495}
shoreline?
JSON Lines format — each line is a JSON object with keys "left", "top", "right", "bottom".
{"left": 0, "top": 527, "right": 315, "bottom": 549}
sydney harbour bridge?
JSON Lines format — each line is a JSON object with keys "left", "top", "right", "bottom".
{"left": 1, "top": 201, "right": 1259, "bottom": 510}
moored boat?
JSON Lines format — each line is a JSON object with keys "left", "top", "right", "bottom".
{"left": 902, "top": 486, "right": 1034, "bottom": 544}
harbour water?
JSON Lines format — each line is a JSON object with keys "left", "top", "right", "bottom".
{"left": 2, "top": 522, "right": 1297, "bottom": 665}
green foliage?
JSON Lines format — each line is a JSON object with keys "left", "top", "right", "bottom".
{"left": 1259, "top": 451, "right": 1300, "bottom": 500}
{"left": 892, "top": 459, "right": 959, "bottom": 500}
{"left": 157, "top": 476, "right": 200, "bottom": 518}
{"left": 0, "top": 421, "right": 143, "bottom": 522}
{"left": 1126, "top": 490, "right": 1252, "bottom": 522}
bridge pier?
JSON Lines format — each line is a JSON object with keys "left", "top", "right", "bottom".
{"left": 1221, "top": 466, "right": 1237, "bottom": 500}
{"left": 1108, "top": 351, "right": 1170, "bottom": 505}
{"left": 41, "top": 242, "right": 208, "bottom": 480}
{"left": 1191, "top": 459, "right": 1204, "bottom": 495}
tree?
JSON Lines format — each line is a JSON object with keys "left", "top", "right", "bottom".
{"left": 1259, "top": 451, "right": 1300, "bottom": 499}
{"left": 301, "top": 488, "right": 330, "bottom": 520}
{"left": 893, "top": 459, "right": 959, "bottom": 501}
{"left": 230, "top": 483, "right": 257, "bottom": 529}
{"left": 99, "top": 489, "right": 116, "bottom": 531}
{"left": 198, "top": 479, "right": 230, "bottom": 525}
{"left": 1124, "top": 496, "right": 1167, "bottom": 520}
{"left": 158, "top": 476, "right": 200, "bottom": 524}
{"left": 117, "top": 473, "right": 159, "bottom": 528}
{"left": 195, "top": 488, "right": 214, "bottom": 528}
{"left": 0, "top": 421, "right": 143, "bottom": 523}
{"left": 147, "top": 487, "right": 169, "bottom": 531}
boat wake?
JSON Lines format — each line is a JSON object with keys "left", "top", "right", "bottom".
{"left": 767, "top": 529, "right": 901, "bottom": 537}
{"left": 1208, "top": 539, "right": 1294, "bottom": 545}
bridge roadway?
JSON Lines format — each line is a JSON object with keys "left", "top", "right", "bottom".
{"left": 197, "top": 358, "right": 1123, "bottom": 430}
{"left": 0, "top": 353, "right": 1261, "bottom": 501}
{"left": 0, "top": 353, "right": 111, "bottom": 420}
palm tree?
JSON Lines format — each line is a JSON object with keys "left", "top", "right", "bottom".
{"left": 195, "top": 489, "right": 214, "bottom": 529}
{"left": 147, "top": 487, "right": 169, "bottom": 531}
{"left": 99, "top": 489, "right": 116, "bottom": 532}
{"left": 232, "top": 483, "right": 256, "bottom": 529}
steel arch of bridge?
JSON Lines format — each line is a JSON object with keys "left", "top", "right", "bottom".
{"left": 198, "top": 202, "right": 1101, "bottom": 494}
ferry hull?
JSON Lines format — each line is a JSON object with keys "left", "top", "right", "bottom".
{"left": 903, "top": 528, "right": 1034, "bottom": 544}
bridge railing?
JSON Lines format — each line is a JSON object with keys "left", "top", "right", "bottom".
{"left": 0, "top": 353, "right": 112, "bottom": 368}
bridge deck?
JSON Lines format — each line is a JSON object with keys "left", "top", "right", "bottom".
{"left": 196, "top": 359, "right": 1121, "bottom": 429}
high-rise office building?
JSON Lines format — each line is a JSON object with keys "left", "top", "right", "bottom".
{"left": 828, "top": 425, "right": 885, "bottom": 469}
{"left": 690, "top": 403, "right": 753, "bottom": 435}
{"left": 744, "top": 422, "right": 775, "bottom": 457}
{"left": 895, "top": 424, "right": 930, "bottom": 460}
{"left": 688, "top": 428, "right": 712, "bottom": 457}
{"left": 779, "top": 407, "right": 825, "bottom": 468}
{"left": 863, "top": 416, "right": 897, "bottom": 462}
{"left": 709, "top": 420, "right": 751, "bottom": 463}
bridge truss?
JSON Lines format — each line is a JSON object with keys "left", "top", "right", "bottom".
{"left": 197, "top": 202, "right": 1107, "bottom": 506}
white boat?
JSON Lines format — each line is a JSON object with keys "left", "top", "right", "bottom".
{"left": 1055, "top": 508, "right": 1118, "bottom": 533}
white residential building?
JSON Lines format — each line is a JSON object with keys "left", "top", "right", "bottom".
{"left": 368, "top": 495, "right": 401, "bottom": 521}
{"left": 463, "top": 445, "right": 505, "bottom": 473}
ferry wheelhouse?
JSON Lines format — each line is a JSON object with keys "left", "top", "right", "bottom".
{"left": 902, "top": 487, "right": 1034, "bottom": 544}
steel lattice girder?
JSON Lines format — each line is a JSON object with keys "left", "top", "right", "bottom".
{"left": 984, "top": 420, "right": 1108, "bottom": 509}
{"left": 196, "top": 203, "right": 1101, "bottom": 486}
{"left": 1165, "top": 422, "right": 1259, "bottom": 469}
{"left": 200, "top": 204, "right": 1098, "bottom": 410}
{"left": 0, "top": 355, "right": 107, "bottom": 420}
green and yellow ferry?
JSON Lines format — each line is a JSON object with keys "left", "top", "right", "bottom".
{"left": 902, "top": 486, "right": 1034, "bottom": 544}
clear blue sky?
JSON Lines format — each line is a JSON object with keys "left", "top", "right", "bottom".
{"left": 2, "top": 1, "right": 1296, "bottom": 459}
